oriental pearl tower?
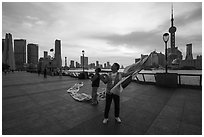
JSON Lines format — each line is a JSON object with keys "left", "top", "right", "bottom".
{"left": 167, "top": 5, "right": 182, "bottom": 65}
{"left": 169, "top": 5, "right": 177, "bottom": 53}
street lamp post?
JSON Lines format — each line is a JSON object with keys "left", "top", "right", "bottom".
{"left": 163, "top": 33, "right": 169, "bottom": 73}
{"left": 82, "top": 50, "right": 84, "bottom": 73}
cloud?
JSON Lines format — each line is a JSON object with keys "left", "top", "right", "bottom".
{"left": 22, "top": 22, "right": 33, "bottom": 28}
{"left": 90, "top": 30, "right": 164, "bottom": 50}
{"left": 175, "top": 4, "right": 202, "bottom": 27}
{"left": 26, "top": 16, "right": 39, "bottom": 21}
{"left": 35, "top": 20, "right": 47, "bottom": 25}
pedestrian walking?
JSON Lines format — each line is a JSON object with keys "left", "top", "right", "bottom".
{"left": 59, "top": 68, "right": 62, "bottom": 79}
{"left": 44, "top": 66, "right": 47, "bottom": 78}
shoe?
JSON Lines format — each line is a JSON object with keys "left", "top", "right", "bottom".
{"left": 115, "top": 117, "right": 122, "bottom": 123}
{"left": 102, "top": 118, "right": 109, "bottom": 124}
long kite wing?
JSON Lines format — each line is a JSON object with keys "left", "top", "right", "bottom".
{"left": 110, "top": 53, "right": 152, "bottom": 95}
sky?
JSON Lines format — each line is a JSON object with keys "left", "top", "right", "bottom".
{"left": 2, "top": 2, "right": 202, "bottom": 67}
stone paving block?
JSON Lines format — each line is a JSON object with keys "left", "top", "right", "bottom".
{"left": 3, "top": 104, "right": 43, "bottom": 121}
{"left": 148, "top": 95, "right": 171, "bottom": 104}
{"left": 182, "top": 108, "right": 202, "bottom": 127}
{"left": 123, "top": 108, "right": 157, "bottom": 134}
{"left": 145, "top": 102, "right": 184, "bottom": 135}
{"left": 138, "top": 88, "right": 159, "bottom": 96}
{"left": 3, "top": 116, "right": 26, "bottom": 130}
{"left": 166, "top": 96, "right": 185, "bottom": 108}
{"left": 120, "top": 96, "right": 131, "bottom": 103}
{"left": 3, "top": 125, "right": 28, "bottom": 135}
{"left": 184, "top": 102, "right": 202, "bottom": 115}
{"left": 3, "top": 112, "right": 44, "bottom": 134}
{"left": 3, "top": 115, "right": 65, "bottom": 135}
{"left": 3, "top": 99, "right": 38, "bottom": 114}
{"left": 133, "top": 94, "right": 152, "bottom": 102}
{"left": 119, "top": 104, "right": 136, "bottom": 118}
{"left": 58, "top": 104, "right": 105, "bottom": 130}
{"left": 2, "top": 95, "right": 31, "bottom": 106}
{"left": 158, "top": 105, "right": 183, "bottom": 121}
{"left": 178, "top": 122, "right": 202, "bottom": 135}
{"left": 185, "top": 95, "right": 202, "bottom": 105}
{"left": 64, "top": 113, "right": 137, "bottom": 135}
{"left": 2, "top": 87, "right": 27, "bottom": 98}
{"left": 145, "top": 117, "right": 180, "bottom": 135}
{"left": 140, "top": 101, "right": 165, "bottom": 114}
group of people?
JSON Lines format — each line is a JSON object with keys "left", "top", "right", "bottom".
{"left": 90, "top": 63, "right": 133, "bottom": 124}
{"left": 38, "top": 66, "right": 62, "bottom": 79}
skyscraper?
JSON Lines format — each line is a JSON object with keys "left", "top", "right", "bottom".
{"left": 107, "top": 62, "right": 111, "bottom": 69}
{"left": 70, "top": 60, "right": 75, "bottom": 68}
{"left": 44, "top": 51, "right": 48, "bottom": 58}
{"left": 76, "top": 62, "right": 80, "bottom": 68}
{"left": 27, "top": 43, "right": 38, "bottom": 67}
{"left": 89, "top": 63, "right": 95, "bottom": 69}
{"left": 2, "top": 33, "right": 15, "bottom": 70}
{"left": 14, "top": 39, "right": 26, "bottom": 70}
{"left": 104, "top": 63, "right": 107, "bottom": 69}
{"left": 96, "top": 61, "right": 99, "bottom": 68}
{"left": 81, "top": 56, "right": 88, "bottom": 69}
{"left": 185, "top": 43, "right": 193, "bottom": 60}
{"left": 55, "top": 39, "right": 62, "bottom": 68}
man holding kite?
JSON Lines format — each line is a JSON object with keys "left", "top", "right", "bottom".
{"left": 100, "top": 54, "right": 151, "bottom": 124}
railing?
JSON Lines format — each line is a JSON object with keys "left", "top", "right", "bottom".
{"left": 177, "top": 74, "right": 202, "bottom": 88}
{"left": 134, "top": 73, "right": 155, "bottom": 84}
{"left": 133, "top": 72, "right": 202, "bottom": 89}
{"left": 63, "top": 71, "right": 202, "bottom": 89}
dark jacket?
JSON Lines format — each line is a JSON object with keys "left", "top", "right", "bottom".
{"left": 91, "top": 74, "right": 100, "bottom": 87}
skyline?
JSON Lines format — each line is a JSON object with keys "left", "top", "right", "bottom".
{"left": 2, "top": 2, "right": 202, "bottom": 67}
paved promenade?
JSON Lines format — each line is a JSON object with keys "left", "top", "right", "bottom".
{"left": 2, "top": 71, "right": 202, "bottom": 135}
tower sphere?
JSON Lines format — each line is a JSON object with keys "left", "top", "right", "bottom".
{"left": 169, "top": 26, "right": 177, "bottom": 33}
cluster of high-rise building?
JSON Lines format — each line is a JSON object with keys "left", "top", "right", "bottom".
{"left": 2, "top": 33, "right": 39, "bottom": 71}
{"left": 135, "top": 6, "right": 202, "bottom": 70}
{"left": 2, "top": 32, "right": 114, "bottom": 72}
{"left": 179, "top": 44, "right": 202, "bottom": 69}
{"left": 38, "top": 39, "right": 62, "bottom": 74}
{"left": 2, "top": 33, "right": 62, "bottom": 73}
{"left": 90, "top": 61, "right": 113, "bottom": 69}
{"left": 69, "top": 58, "right": 114, "bottom": 70}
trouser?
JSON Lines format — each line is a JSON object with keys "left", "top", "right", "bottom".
{"left": 92, "top": 87, "right": 98, "bottom": 103}
{"left": 104, "top": 93, "right": 120, "bottom": 118}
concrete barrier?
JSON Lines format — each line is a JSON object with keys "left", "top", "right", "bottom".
{"left": 155, "top": 73, "right": 178, "bottom": 88}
